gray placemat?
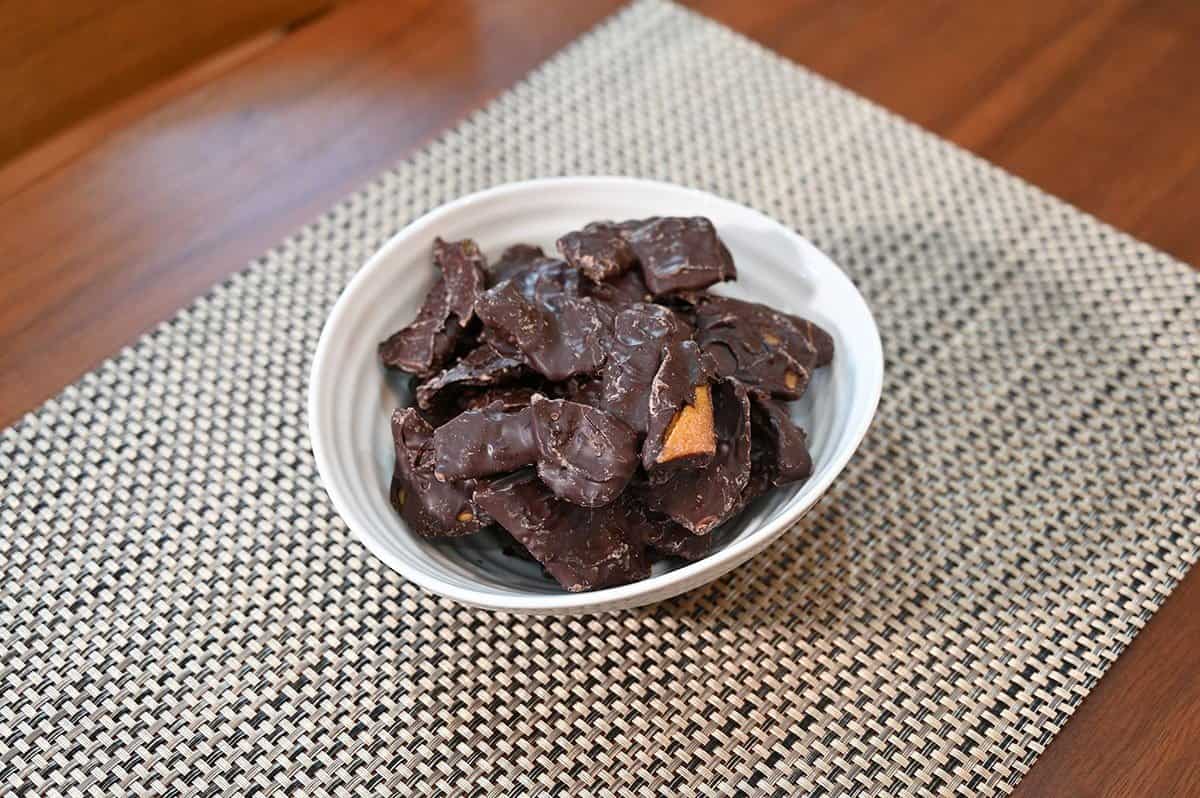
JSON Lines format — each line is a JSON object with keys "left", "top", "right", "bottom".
{"left": 3, "top": 1, "right": 1199, "bottom": 795}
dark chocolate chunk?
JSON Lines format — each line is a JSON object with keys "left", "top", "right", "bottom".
{"left": 600, "top": 303, "right": 691, "bottom": 433}
{"left": 794, "top": 317, "right": 835, "bottom": 368}
{"left": 378, "top": 277, "right": 463, "bottom": 377}
{"left": 378, "top": 237, "right": 487, "bottom": 377}
{"left": 410, "top": 393, "right": 463, "bottom": 428}
{"left": 475, "top": 277, "right": 613, "bottom": 381}
{"left": 489, "top": 243, "right": 549, "bottom": 286}
{"left": 749, "top": 395, "right": 813, "bottom": 487}
{"left": 743, "top": 418, "right": 775, "bottom": 504}
{"left": 692, "top": 294, "right": 833, "bottom": 399}
{"left": 475, "top": 470, "right": 651, "bottom": 592}
{"left": 431, "top": 403, "right": 537, "bottom": 481}
{"left": 531, "top": 395, "right": 638, "bottom": 507}
{"left": 621, "top": 216, "right": 736, "bottom": 295}
{"left": 479, "top": 327, "right": 523, "bottom": 358}
{"left": 600, "top": 267, "right": 653, "bottom": 305}
{"left": 458, "top": 385, "right": 539, "bottom": 413}
{"left": 742, "top": 459, "right": 773, "bottom": 505}
{"left": 558, "top": 375, "right": 605, "bottom": 407}
{"left": 622, "top": 477, "right": 714, "bottom": 560}
{"left": 415, "top": 343, "right": 527, "bottom": 410}
{"left": 645, "top": 379, "right": 752, "bottom": 534}
{"left": 557, "top": 222, "right": 637, "bottom": 282}
{"left": 502, "top": 253, "right": 647, "bottom": 309}
{"left": 433, "top": 237, "right": 488, "bottom": 325}
{"left": 640, "top": 510, "right": 712, "bottom": 561}
{"left": 642, "top": 340, "right": 718, "bottom": 475}
{"left": 494, "top": 526, "right": 540, "bottom": 563}
{"left": 507, "top": 257, "right": 586, "bottom": 302}
{"left": 389, "top": 408, "right": 489, "bottom": 537}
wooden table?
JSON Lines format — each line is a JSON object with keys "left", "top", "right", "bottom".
{"left": 2, "top": 1, "right": 1198, "bottom": 793}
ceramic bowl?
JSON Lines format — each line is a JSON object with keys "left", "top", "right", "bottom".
{"left": 309, "top": 177, "right": 882, "bottom": 614}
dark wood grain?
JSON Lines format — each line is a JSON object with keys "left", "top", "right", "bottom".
{"left": 1, "top": 1, "right": 1198, "bottom": 794}
{"left": 0, "top": 0, "right": 333, "bottom": 163}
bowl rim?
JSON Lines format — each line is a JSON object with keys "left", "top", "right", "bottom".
{"left": 309, "top": 176, "right": 883, "bottom": 613}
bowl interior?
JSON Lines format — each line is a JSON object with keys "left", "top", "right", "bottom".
{"left": 310, "top": 178, "right": 881, "bottom": 611}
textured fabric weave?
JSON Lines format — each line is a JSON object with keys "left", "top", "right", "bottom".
{"left": 3, "top": 2, "right": 1199, "bottom": 795}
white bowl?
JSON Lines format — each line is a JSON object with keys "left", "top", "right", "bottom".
{"left": 309, "top": 177, "right": 882, "bottom": 614}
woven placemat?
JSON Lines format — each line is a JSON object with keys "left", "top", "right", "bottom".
{"left": 3, "top": 1, "right": 1199, "bottom": 795}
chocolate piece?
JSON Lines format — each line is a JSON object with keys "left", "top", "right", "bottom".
{"left": 475, "top": 277, "right": 613, "bottom": 381}
{"left": 795, "top": 317, "right": 835, "bottom": 368}
{"left": 692, "top": 294, "right": 833, "bottom": 399}
{"left": 489, "top": 243, "right": 549, "bottom": 286}
{"left": 389, "top": 408, "right": 489, "bottom": 537}
{"left": 600, "top": 303, "right": 691, "bottom": 433}
{"left": 556, "top": 375, "right": 605, "bottom": 407}
{"left": 643, "top": 340, "right": 718, "bottom": 474}
{"left": 557, "top": 222, "right": 636, "bottom": 282}
{"left": 378, "top": 237, "right": 487, "bottom": 376}
{"left": 431, "top": 403, "right": 537, "bottom": 481}
{"left": 750, "top": 395, "right": 813, "bottom": 487}
{"left": 433, "top": 237, "right": 488, "bottom": 325}
{"left": 475, "top": 470, "right": 651, "bottom": 592}
{"left": 494, "top": 526, "right": 540, "bottom": 563}
{"left": 622, "top": 476, "right": 713, "bottom": 560}
{"left": 415, "top": 343, "right": 527, "bottom": 410}
{"left": 621, "top": 217, "right": 736, "bottom": 295}
{"left": 601, "top": 267, "right": 653, "bottom": 305}
{"left": 458, "top": 385, "right": 539, "bottom": 413}
{"left": 640, "top": 511, "right": 712, "bottom": 561}
{"left": 742, "top": 412, "right": 775, "bottom": 504}
{"left": 742, "top": 458, "right": 773, "bottom": 505}
{"left": 645, "top": 379, "right": 752, "bottom": 534}
{"left": 479, "top": 327, "right": 523, "bottom": 358}
{"left": 508, "top": 257, "right": 586, "bottom": 302}
{"left": 378, "top": 277, "right": 463, "bottom": 377}
{"left": 531, "top": 395, "right": 638, "bottom": 507}
{"left": 501, "top": 254, "right": 648, "bottom": 308}
{"left": 411, "top": 394, "right": 463, "bottom": 428}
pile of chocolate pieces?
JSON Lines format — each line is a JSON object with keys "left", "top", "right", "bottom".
{"left": 379, "top": 217, "right": 832, "bottom": 592}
